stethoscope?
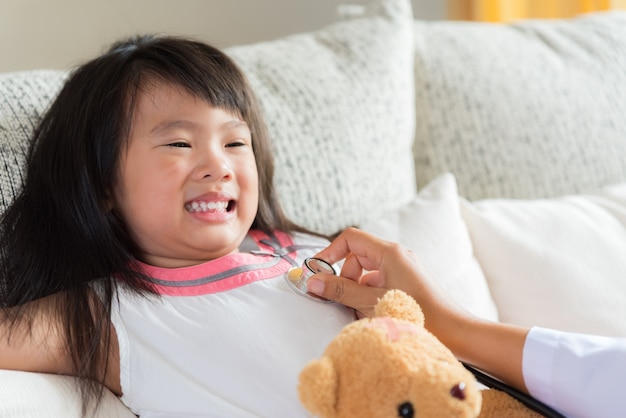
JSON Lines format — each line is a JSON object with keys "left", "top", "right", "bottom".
{"left": 285, "top": 257, "right": 335, "bottom": 303}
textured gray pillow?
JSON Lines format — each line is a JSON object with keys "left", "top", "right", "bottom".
{"left": 227, "top": 0, "right": 416, "bottom": 234}
{"left": 0, "top": 70, "right": 67, "bottom": 214}
{"left": 413, "top": 12, "right": 626, "bottom": 200}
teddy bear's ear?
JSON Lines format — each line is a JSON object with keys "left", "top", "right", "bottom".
{"left": 298, "top": 357, "right": 338, "bottom": 417}
{"left": 374, "top": 289, "right": 425, "bottom": 326}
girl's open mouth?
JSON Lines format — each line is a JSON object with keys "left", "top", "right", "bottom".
{"left": 185, "top": 199, "right": 235, "bottom": 213}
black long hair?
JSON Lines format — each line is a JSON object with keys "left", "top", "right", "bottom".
{"left": 0, "top": 34, "right": 310, "bottom": 411}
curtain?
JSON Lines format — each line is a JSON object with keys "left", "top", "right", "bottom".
{"left": 448, "top": 0, "right": 626, "bottom": 21}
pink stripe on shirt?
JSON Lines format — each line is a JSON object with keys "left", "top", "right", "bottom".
{"left": 135, "top": 230, "right": 296, "bottom": 296}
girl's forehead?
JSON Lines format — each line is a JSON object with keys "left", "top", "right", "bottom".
{"left": 127, "top": 82, "right": 246, "bottom": 138}
{"left": 132, "top": 79, "right": 242, "bottom": 122}
{"left": 128, "top": 83, "right": 187, "bottom": 132}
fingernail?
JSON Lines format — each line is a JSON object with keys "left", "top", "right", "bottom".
{"left": 307, "top": 278, "right": 325, "bottom": 295}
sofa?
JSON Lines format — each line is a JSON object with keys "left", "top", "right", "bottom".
{"left": 1, "top": 0, "right": 626, "bottom": 415}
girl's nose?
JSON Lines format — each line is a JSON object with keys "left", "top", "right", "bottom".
{"left": 197, "top": 151, "right": 233, "bottom": 181}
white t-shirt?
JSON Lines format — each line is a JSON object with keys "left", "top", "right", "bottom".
{"left": 111, "top": 230, "right": 353, "bottom": 417}
{"left": 523, "top": 327, "right": 626, "bottom": 418}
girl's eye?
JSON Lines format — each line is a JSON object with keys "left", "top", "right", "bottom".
{"left": 225, "top": 141, "right": 247, "bottom": 148}
{"left": 167, "top": 142, "right": 190, "bottom": 148}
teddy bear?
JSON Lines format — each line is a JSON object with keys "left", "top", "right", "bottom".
{"left": 298, "top": 289, "right": 542, "bottom": 418}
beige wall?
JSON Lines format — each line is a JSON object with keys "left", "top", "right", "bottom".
{"left": 0, "top": 0, "right": 444, "bottom": 73}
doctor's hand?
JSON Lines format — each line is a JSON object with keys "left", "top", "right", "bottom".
{"left": 307, "top": 227, "right": 455, "bottom": 322}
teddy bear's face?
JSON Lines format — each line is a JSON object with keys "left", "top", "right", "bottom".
{"left": 299, "top": 317, "right": 482, "bottom": 418}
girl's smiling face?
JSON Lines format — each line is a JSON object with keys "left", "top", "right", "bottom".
{"left": 112, "top": 81, "right": 259, "bottom": 268}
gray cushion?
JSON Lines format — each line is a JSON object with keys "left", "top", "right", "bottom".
{"left": 0, "top": 70, "right": 67, "bottom": 213}
{"left": 227, "top": 0, "right": 416, "bottom": 234}
{"left": 412, "top": 12, "right": 626, "bottom": 200}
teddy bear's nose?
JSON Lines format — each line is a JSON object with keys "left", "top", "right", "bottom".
{"left": 450, "top": 382, "right": 467, "bottom": 400}
{"left": 397, "top": 401, "right": 414, "bottom": 418}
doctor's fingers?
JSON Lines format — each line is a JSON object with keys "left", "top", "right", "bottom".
{"left": 307, "top": 272, "right": 388, "bottom": 318}
{"left": 315, "top": 228, "right": 389, "bottom": 270}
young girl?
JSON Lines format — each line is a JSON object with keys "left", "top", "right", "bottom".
{"left": 0, "top": 35, "right": 353, "bottom": 416}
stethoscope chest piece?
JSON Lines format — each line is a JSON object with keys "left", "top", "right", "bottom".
{"left": 285, "top": 257, "right": 335, "bottom": 302}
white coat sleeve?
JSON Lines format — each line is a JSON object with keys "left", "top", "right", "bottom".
{"left": 522, "top": 327, "right": 626, "bottom": 418}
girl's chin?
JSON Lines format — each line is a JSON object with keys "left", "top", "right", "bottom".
{"left": 140, "top": 240, "right": 244, "bottom": 268}
{"left": 190, "top": 236, "right": 245, "bottom": 259}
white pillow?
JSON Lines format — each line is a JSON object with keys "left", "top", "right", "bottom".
{"left": 461, "top": 184, "right": 626, "bottom": 337}
{"left": 0, "top": 370, "right": 134, "bottom": 418}
{"left": 227, "top": 0, "right": 416, "bottom": 235}
{"left": 360, "top": 173, "right": 499, "bottom": 321}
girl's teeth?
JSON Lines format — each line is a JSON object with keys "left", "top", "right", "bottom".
{"left": 185, "top": 201, "right": 228, "bottom": 213}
